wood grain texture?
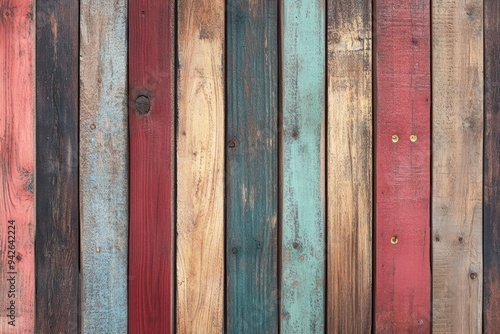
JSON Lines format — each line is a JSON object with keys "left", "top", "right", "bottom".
{"left": 128, "top": 0, "right": 174, "bottom": 332}
{"left": 375, "top": 0, "right": 431, "bottom": 332}
{"left": 484, "top": 1, "right": 500, "bottom": 331}
{"left": 432, "top": 0, "right": 483, "bottom": 332}
{"left": 0, "top": 1, "right": 35, "bottom": 332}
{"left": 80, "top": 1, "right": 128, "bottom": 332}
{"left": 176, "top": 0, "right": 224, "bottom": 333}
{"left": 281, "top": 0, "right": 325, "bottom": 332}
{"left": 327, "top": 0, "right": 372, "bottom": 332}
{"left": 226, "top": 0, "right": 279, "bottom": 332}
{"left": 36, "top": 1, "right": 79, "bottom": 332}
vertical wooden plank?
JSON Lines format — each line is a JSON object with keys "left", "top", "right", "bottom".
{"left": 128, "top": 0, "right": 174, "bottom": 332}
{"left": 281, "top": 0, "right": 325, "bottom": 332}
{"left": 375, "top": 0, "right": 431, "bottom": 332}
{"left": 0, "top": 1, "right": 35, "bottom": 332}
{"left": 432, "top": 0, "right": 483, "bottom": 332}
{"left": 484, "top": 1, "right": 500, "bottom": 331}
{"left": 327, "top": 0, "right": 372, "bottom": 332}
{"left": 80, "top": 1, "right": 128, "bottom": 332}
{"left": 226, "top": 0, "right": 278, "bottom": 332}
{"left": 36, "top": 1, "right": 79, "bottom": 332}
{"left": 176, "top": 0, "right": 224, "bottom": 333}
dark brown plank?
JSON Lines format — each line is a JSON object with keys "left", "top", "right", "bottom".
{"left": 484, "top": 0, "right": 500, "bottom": 331}
{"left": 36, "top": 1, "right": 79, "bottom": 332}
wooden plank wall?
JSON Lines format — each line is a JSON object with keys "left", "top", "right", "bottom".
{"left": 80, "top": 0, "right": 128, "bottom": 332}
{"left": 327, "top": 0, "right": 372, "bottom": 332}
{"left": 484, "top": 0, "right": 500, "bottom": 332}
{"left": 375, "top": 0, "right": 431, "bottom": 332}
{"left": 226, "top": 0, "right": 279, "bottom": 332}
{"left": 36, "top": 1, "right": 80, "bottom": 332}
{"left": 0, "top": 1, "right": 35, "bottom": 332}
{"left": 128, "top": 0, "right": 175, "bottom": 332}
{"left": 432, "top": 0, "right": 483, "bottom": 332}
{"left": 176, "top": 0, "right": 225, "bottom": 333}
{"left": 0, "top": 1, "right": 498, "bottom": 332}
{"left": 281, "top": 0, "right": 325, "bottom": 332}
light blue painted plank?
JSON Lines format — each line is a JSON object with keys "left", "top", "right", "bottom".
{"left": 281, "top": 0, "right": 325, "bottom": 332}
{"left": 80, "top": 1, "right": 128, "bottom": 332}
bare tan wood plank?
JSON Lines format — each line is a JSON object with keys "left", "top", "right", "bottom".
{"left": 432, "top": 0, "right": 483, "bottom": 332}
{"left": 327, "top": 0, "right": 372, "bottom": 332}
{"left": 176, "top": 0, "right": 224, "bottom": 333}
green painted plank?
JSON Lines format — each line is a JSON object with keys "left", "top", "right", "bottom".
{"left": 80, "top": 1, "right": 128, "bottom": 332}
{"left": 281, "top": 0, "right": 325, "bottom": 332}
{"left": 226, "top": 0, "right": 279, "bottom": 333}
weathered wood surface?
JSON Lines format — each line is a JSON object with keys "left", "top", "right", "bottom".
{"left": 484, "top": 1, "right": 500, "bottom": 331}
{"left": 128, "top": 0, "right": 174, "bottom": 332}
{"left": 177, "top": 0, "right": 224, "bottom": 333}
{"left": 281, "top": 0, "right": 325, "bottom": 332}
{"left": 36, "top": 1, "right": 79, "bottom": 332}
{"left": 327, "top": 0, "right": 372, "bottom": 332}
{"left": 226, "top": 0, "right": 279, "bottom": 332}
{"left": 0, "top": 1, "right": 35, "bottom": 332}
{"left": 375, "top": 0, "right": 431, "bottom": 332}
{"left": 80, "top": 1, "right": 128, "bottom": 332}
{"left": 432, "top": 0, "right": 483, "bottom": 332}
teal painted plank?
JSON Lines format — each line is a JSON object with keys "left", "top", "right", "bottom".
{"left": 80, "top": 1, "right": 128, "bottom": 332}
{"left": 226, "top": 0, "right": 279, "bottom": 333}
{"left": 281, "top": 0, "right": 325, "bottom": 332}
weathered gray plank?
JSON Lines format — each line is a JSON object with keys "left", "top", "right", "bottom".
{"left": 80, "top": 1, "right": 128, "bottom": 332}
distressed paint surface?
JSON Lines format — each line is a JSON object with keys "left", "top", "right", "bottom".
{"left": 281, "top": 0, "right": 325, "bottom": 332}
{"left": 226, "top": 0, "right": 279, "bottom": 332}
{"left": 432, "top": 0, "right": 483, "bottom": 333}
{"left": 0, "top": 1, "right": 35, "bottom": 332}
{"left": 36, "top": 1, "right": 80, "bottom": 332}
{"left": 177, "top": 0, "right": 225, "bottom": 333}
{"left": 327, "top": 0, "right": 372, "bottom": 332}
{"left": 484, "top": 0, "right": 500, "bottom": 331}
{"left": 128, "top": 0, "right": 174, "bottom": 332}
{"left": 80, "top": 1, "right": 128, "bottom": 332}
{"left": 375, "top": 0, "right": 431, "bottom": 332}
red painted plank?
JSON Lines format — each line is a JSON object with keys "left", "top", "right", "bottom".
{"left": 375, "top": 0, "right": 431, "bottom": 332}
{"left": 0, "top": 2, "right": 35, "bottom": 332}
{"left": 128, "top": 0, "right": 174, "bottom": 332}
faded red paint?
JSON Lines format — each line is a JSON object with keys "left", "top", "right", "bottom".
{"left": 375, "top": 0, "right": 431, "bottom": 332}
{"left": 128, "top": 0, "right": 174, "bottom": 332}
{"left": 0, "top": 1, "right": 35, "bottom": 333}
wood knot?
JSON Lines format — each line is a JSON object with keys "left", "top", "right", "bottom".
{"left": 134, "top": 95, "right": 151, "bottom": 114}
